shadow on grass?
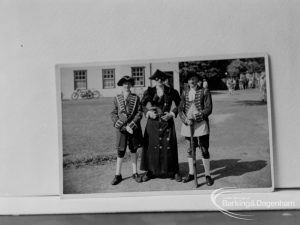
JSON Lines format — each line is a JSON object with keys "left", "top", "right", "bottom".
{"left": 210, "top": 91, "right": 227, "bottom": 95}
{"left": 179, "top": 158, "right": 267, "bottom": 184}
{"left": 234, "top": 100, "right": 267, "bottom": 106}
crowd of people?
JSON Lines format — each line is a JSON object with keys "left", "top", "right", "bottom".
{"left": 110, "top": 70, "right": 214, "bottom": 187}
{"left": 226, "top": 71, "right": 267, "bottom": 102}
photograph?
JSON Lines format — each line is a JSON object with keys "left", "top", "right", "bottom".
{"left": 58, "top": 54, "right": 273, "bottom": 195}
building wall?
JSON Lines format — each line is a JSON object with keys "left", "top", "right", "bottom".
{"left": 61, "top": 62, "right": 179, "bottom": 98}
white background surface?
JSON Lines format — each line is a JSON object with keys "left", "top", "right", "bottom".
{"left": 0, "top": 0, "right": 299, "bottom": 213}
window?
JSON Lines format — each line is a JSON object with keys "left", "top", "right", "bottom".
{"left": 131, "top": 67, "right": 145, "bottom": 87}
{"left": 74, "top": 70, "right": 87, "bottom": 90}
{"left": 102, "top": 69, "right": 115, "bottom": 89}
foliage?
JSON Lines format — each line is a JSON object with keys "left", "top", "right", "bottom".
{"left": 244, "top": 60, "right": 264, "bottom": 73}
{"left": 227, "top": 59, "right": 247, "bottom": 77}
{"left": 179, "top": 59, "right": 231, "bottom": 81}
{"left": 178, "top": 57, "right": 265, "bottom": 90}
{"left": 179, "top": 57, "right": 265, "bottom": 78}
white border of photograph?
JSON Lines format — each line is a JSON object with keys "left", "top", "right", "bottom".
{"left": 56, "top": 52, "right": 274, "bottom": 201}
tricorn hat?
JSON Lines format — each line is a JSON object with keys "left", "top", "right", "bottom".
{"left": 185, "top": 71, "right": 203, "bottom": 82}
{"left": 117, "top": 76, "right": 135, "bottom": 86}
{"left": 149, "top": 69, "right": 169, "bottom": 81}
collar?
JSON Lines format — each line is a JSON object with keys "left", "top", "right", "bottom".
{"left": 122, "top": 91, "right": 131, "bottom": 98}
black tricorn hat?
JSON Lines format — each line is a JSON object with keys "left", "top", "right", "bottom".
{"left": 149, "top": 69, "right": 169, "bottom": 80}
{"left": 117, "top": 76, "right": 135, "bottom": 86}
{"left": 185, "top": 71, "right": 203, "bottom": 82}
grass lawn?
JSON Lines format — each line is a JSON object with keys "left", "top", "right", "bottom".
{"left": 62, "top": 97, "right": 188, "bottom": 167}
{"left": 62, "top": 88, "right": 270, "bottom": 168}
{"left": 62, "top": 98, "right": 117, "bottom": 167}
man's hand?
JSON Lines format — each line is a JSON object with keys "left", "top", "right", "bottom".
{"left": 185, "top": 119, "right": 193, "bottom": 126}
{"left": 161, "top": 112, "right": 174, "bottom": 121}
{"left": 119, "top": 113, "right": 127, "bottom": 122}
{"left": 126, "top": 125, "right": 133, "bottom": 134}
{"left": 187, "top": 113, "right": 195, "bottom": 120}
{"left": 146, "top": 110, "right": 157, "bottom": 119}
{"left": 193, "top": 112, "right": 203, "bottom": 121}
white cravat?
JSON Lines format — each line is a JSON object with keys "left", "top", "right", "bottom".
{"left": 156, "top": 86, "right": 164, "bottom": 97}
{"left": 188, "top": 88, "right": 196, "bottom": 101}
{"left": 123, "top": 92, "right": 129, "bottom": 105}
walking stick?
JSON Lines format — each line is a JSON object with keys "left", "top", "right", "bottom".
{"left": 190, "top": 122, "right": 198, "bottom": 188}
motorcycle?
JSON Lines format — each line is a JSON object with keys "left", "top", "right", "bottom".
{"left": 71, "top": 88, "right": 101, "bottom": 100}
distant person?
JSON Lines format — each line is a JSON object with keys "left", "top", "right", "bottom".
{"left": 203, "top": 78, "right": 208, "bottom": 89}
{"left": 248, "top": 73, "right": 254, "bottom": 88}
{"left": 226, "top": 77, "right": 234, "bottom": 95}
{"left": 240, "top": 73, "right": 246, "bottom": 90}
{"left": 232, "top": 78, "right": 237, "bottom": 90}
{"left": 245, "top": 71, "right": 251, "bottom": 89}
{"left": 110, "top": 76, "right": 143, "bottom": 185}
{"left": 254, "top": 72, "right": 260, "bottom": 88}
{"left": 178, "top": 72, "right": 214, "bottom": 186}
{"left": 140, "top": 70, "right": 182, "bottom": 182}
{"left": 239, "top": 78, "right": 244, "bottom": 90}
{"left": 259, "top": 72, "right": 267, "bottom": 102}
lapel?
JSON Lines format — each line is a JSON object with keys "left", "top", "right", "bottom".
{"left": 126, "top": 93, "right": 138, "bottom": 116}
{"left": 116, "top": 94, "right": 127, "bottom": 114}
{"left": 195, "top": 86, "right": 203, "bottom": 110}
{"left": 195, "top": 86, "right": 202, "bottom": 102}
{"left": 185, "top": 86, "right": 202, "bottom": 112}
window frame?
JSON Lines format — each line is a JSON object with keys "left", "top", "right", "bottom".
{"left": 73, "top": 70, "right": 87, "bottom": 90}
{"left": 102, "top": 68, "right": 116, "bottom": 89}
{"left": 131, "top": 67, "right": 145, "bottom": 87}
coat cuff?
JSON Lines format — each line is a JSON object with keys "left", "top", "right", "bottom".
{"left": 170, "top": 112, "right": 176, "bottom": 118}
{"left": 184, "top": 118, "right": 191, "bottom": 125}
{"left": 128, "top": 121, "right": 138, "bottom": 131}
{"left": 194, "top": 112, "right": 203, "bottom": 122}
{"left": 114, "top": 119, "right": 125, "bottom": 129}
{"left": 146, "top": 111, "right": 152, "bottom": 118}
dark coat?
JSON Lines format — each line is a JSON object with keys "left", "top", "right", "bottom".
{"left": 140, "top": 85, "right": 181, "bottom": 176}
{"left": 110, "top": 93, "right": 143, "bottom": 150}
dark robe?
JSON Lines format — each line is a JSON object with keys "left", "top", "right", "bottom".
{"left": 140, "top": 85, "right": 181, "bottom": 176}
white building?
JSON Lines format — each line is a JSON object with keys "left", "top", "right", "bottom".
{"left": 60, "top": 61, "right": 180, "bottom": 99}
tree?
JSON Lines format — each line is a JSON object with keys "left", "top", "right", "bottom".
{"left": 226, "top": 59, "right": 247, "bottom": 77}
{"left": 244, "top": 58, "right": 265, "bottom": 73}
{"left": 245, "top": 60, "right": 262, "bottom": 73}
{"left": 179, "top": 60, "right": 230, "bottom": 79}
{"left": 179, "top": 60, "right": 230, "bottom": 91}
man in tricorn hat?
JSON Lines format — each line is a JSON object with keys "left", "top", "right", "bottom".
{"left": 110, "top": 76, "right": 143, "bottom": 185}
{"left": 140, "top": 69, "right": 182, "bottom": 182}
{"left": 178, "top": 71, "right": 214, "bottom": 186}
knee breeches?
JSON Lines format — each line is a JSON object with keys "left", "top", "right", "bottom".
{"left": 185, "top": 135, "right": 210, "bottom": 159}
